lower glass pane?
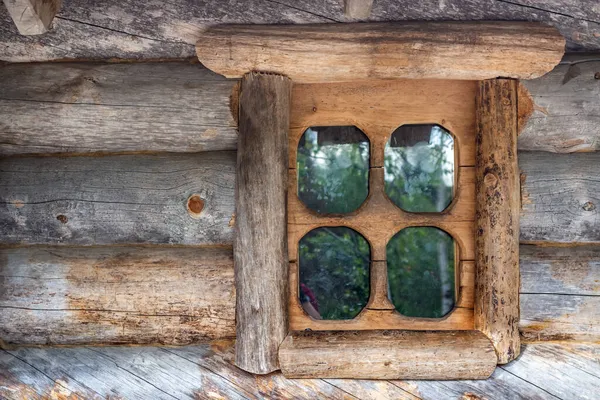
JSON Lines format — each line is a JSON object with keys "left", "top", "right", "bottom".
{"left": 386, "top": 227, "right": 456, "bottom": 318}
{"left": 298, "top": 227, "right": 370, "bottom": 320}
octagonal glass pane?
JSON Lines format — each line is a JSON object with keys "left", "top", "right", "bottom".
{"left": 299, "top": 227, "right": 370, "bottom": 320}
{"left": 297, "top": 126, "right": 369, "bottom": 214}
{"left": 386, "top": 227, "right": 456, "bottom": 318}
{"left": 384, "top": 124, "right": 454, "bottom": 212}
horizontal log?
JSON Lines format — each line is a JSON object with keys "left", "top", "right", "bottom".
{"left": 519, "top": 57, "right": 600, "bottom": 153}
{"left": 520, "top": 245, "right": 600, "bottom": 342}
{"left": 278, "top": 330, "right": 497, "bottom": 379}
{"left": 196, "top": 22, "right": 564, "bottom": 82}
{"left": 0, "top": 152, "right": 235, "bottom": 246}
{"left": 520, "top": 152, "right": 600, "bottom": 244}
{"left": 0, "top": 62, "right": 238, "bottom": 155}
{"left": 0, "top": 0, "right": 596, "bottom": 62}
{"left": 0, "top": 247, "right": 235, "bottom": 345}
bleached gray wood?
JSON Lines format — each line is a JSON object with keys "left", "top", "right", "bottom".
{"left": 520, "top": 57, "right": 600, "bottom": 153}
{"left": 0, "top": 62, "right": 238, "bottom": 155}
{"left": 519, "top": 152, "right": 600, "bottom": 244}
{"left": 2, "top": 0, "right": 61, "bottom": 35}
{"left": 0, "top": 152, "right": 235, "bottom": 245}
{"left": 0, "top": 0, "right": 597, "bottom": 62}
{"left": 0, "top": 247, "right": 235, "bottom": 345}
{"left": 344, "top": 0, "right": 373, "bottom": 20}
{"left": 2, "top": 342, "right": 598, "bottom": 399}
{"left": 234, "top": 73, "right": 291, "bottom": 374}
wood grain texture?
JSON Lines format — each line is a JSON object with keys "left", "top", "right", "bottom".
{"left": 196, "top": 22, "right": 564, "bottom": 82}
{"left": 520, "top": 57, "right": 600, "bottom": 153}
{"left": 0, "top": 152, "right": 235, "bottom": 246}
{"left": 344, "top": 0, "right": 373, "bottom": 20}
{"left": 2, "top": 0, "right": 61, "bottom": 35}
{"left": 2, "top": 341, "right": 597, "bottom": 400}
{"left": 278, "top": 330, "right": 497, "bottom": 379}
{"left": 0, "top": 0, "right": 596, "bottom": 62}
{"left": 0, "top": 247, "right": 235, "bottom": 345}
{"left": 234, "top": 72, "right": 291, "bottom": 375}
{"left": 475, "top": 79, "right": 521, "bottom": 364}
{"left": 0, "top": 62, "right": 238, "bottom": 155}
{"left": 520, "top": 152, "right": 600, "bottom": 244}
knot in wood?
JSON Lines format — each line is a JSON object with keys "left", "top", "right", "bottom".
{"left": 187, "top": 195, "right": 205, "bottom": 218}
{"left": 484, "top": 173, "right": 499, "bottom": 189}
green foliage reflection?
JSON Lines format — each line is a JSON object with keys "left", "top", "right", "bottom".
{"left": 297, "top": 126, "right": 369, "bottom": 214}
{"left": 386, "top": 227, "right": 455, "bottom": 318}
{"left": 298, "top": 227, "right": 370, "bottom": 320}
{"left": 384, "top": 124, "right": 454, "bottom": 212}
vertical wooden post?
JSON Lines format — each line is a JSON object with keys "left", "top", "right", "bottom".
{"left": 234, "top": 72, "right": 292, "bottom": 374}
{"left": 475, "top": 79, "right": 521, "bottom": 364}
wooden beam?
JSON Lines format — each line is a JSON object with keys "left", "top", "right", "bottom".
{"left": 278, "top": 330, "right": 497, "bottom": 379}
{"left": 2, "top": 0, "right": 61, "bottom": 35}
{"left": 196, "top": 22, "right": 565, "bottom": 82}
{"left": 234, "top": 72, "right": 291, "bottom": 374}
{"left": 475, "top": 79, "right": 521, "bottom": 364}
{"left": 344, "top": 0, "right": 373, "bottom": 20}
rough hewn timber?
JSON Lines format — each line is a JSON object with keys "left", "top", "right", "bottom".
{"left": 0, "top": 57, "right": 597, "bottom": 156}
{"left": 0, "top": 152, "right": 235, "bottom": 246}
{"left": 0, "top": 247, "right": 235, "bottom": 345}
{"left": 520, "top": 56, "right": 600, "bottom": 153}
{"left": 0, "top": 62, "right": 238, "bottom": 155}
{"left": 234, "top": 72, "right": 291, "bottom": 374}
{"left": 0, "top": 0, "right": 596, "bottom": 62}
{"left": 520, "top": 152, "right": 600, "bottom": 244}
{"left": 2, "top": 0, "right": 61, "bottom": 35}
{"left": 279, "top": 330, "right": 497, "bottom": 379}
{"left": 475, "top": 79, "right": 521, "bottom": 364}
{"left": 196, "top": 22, "right": 564, "bottom": 82}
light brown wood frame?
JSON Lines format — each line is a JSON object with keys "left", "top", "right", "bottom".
{"left": 288, "top": 79, "right": 477, "bottom": 332}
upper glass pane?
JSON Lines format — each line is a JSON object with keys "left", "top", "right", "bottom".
{"left": 386, "top": 227, "right": 456, "bottom": 318}
{"left": 297, "top": 126, "right": 369, "bottom": 214}
{"left": 299, "top": 227, "right": 370, "bottom": 320}
{"left": 384, "top": 124, "right": 455, "bottom": 212}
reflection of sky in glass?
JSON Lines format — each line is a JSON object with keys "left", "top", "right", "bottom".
{"left": 384, "top": 125, "right": 454, "bottom": 212}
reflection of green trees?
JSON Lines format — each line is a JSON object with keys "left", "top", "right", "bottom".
{"left": 297, "top": 125, "right": 456, "bottom": 320}
{"left": 297, "top": 127, "right": 369, "bottom": 214}
{"left": 386, "top": 227, "right": 455, "bottom": 318}
{"left": 299, "top": 227, "right": 370, "bottom": 320}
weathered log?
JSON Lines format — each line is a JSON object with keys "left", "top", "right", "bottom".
{"left": 0, "top": 152, "right": 235, "bottom": 246}
{"left": 475, "top": 79, "right": 521, "bottom": 364}
{"left": 2, "top": 0, "right": 61, "bottom": 35}
{"left": 234, "top": 72, "right": 291, "bottom": 374}
{"left": 0, "top": 62, "right": 238, "bottom": 155}
{"left": 278, "top": 330, "right": 497, "bottom": 379}
{"left": 0, "top": 247, "right": 235, "bottom": 345}
{"left": 196, "top": 22, "right": 564, "bottom": 82}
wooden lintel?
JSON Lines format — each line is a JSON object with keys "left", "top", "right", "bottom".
{"left": 3, "top": 0, "right": 61, "bottom": 35}
{"left": 278, "top": 330, "right": 497, "bottom": 379}
{"left": 196, "top": 22, "right": 565, "bottom": 82}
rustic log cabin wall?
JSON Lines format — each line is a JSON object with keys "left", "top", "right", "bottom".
{"left": 0, "top": 2, "right": 599, "bottom": 394}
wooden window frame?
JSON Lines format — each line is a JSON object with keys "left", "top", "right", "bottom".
{"left": 199, "top": 21, "right": 565, "bottom": 379}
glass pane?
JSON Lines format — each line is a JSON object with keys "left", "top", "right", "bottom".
{"left": 384, "top": 124, "right": 454, "bottom": 212}
{"left": 297, "top": 126, "right": 369, "bottom": 214}
{"left": 299, "top": 227, "right": 370, "bottom": 320}
{"left": 386, "top": 227, "right": 455, "bottom": 318}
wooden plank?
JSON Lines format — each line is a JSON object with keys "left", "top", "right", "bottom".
{"left": 0, "top": 0, "right": 596, "bottom": 62}
{"left": 520, "top": 57, "right": 600, "bottom": 153}
{"left": 279, "top": 330, "right": 497, "bottom": 379}
{"left": 196, "top": 22, "right": 564, "bottom": 82}
{"left": 2, "top": 0, "right": 61, "bottom": 35}
{"left": 520, "top": 152, "right": 600, "bottom": 244}
{"left": 0, "top": 247, "right": 235, "bottom": 345}
{"left": 344, "top": 0, "right": 373, "bottom": 20}
{"left": 0, "top": 152, "right": 235, "bottom": 246}
{"left": 475, "top": 79, "right": 521, "bottom": 364}
{"left": 0, "top": 62, "right": 238, "bottom": 155}
{"left": 234, "top": 72, "right": 291, "bottom": 374}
